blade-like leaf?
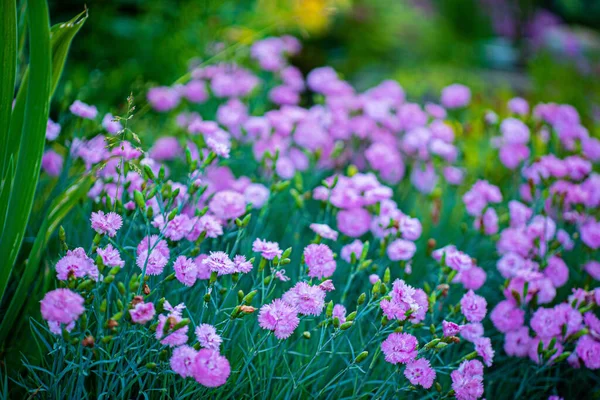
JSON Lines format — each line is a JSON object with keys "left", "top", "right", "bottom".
{"left": 0, "top": 0, "right": 51, "bottom": 305}
{"left": 0, "top": 0, "right": 17, "bottom": 177}
{"left": 0, "top": 175, "right": 93, "bottom": 344}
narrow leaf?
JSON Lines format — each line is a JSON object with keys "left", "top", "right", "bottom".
{"left": 0, "top": 0, "right": 17, "bottom": 177}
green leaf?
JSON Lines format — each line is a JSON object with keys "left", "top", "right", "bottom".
{"left": 0, "top": 0, "right": 17, "bottom": 177}
{"left": 0, "top": 175, "right": 94, "bottom": 345}
{"left": 0, "top": 0, "right": 52, "bottom": 306}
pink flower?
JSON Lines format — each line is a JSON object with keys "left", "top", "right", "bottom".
{"left": 191, "top": 349, "right": 231, "bottom": 387}
{"left": 129, "top": 302, "right": 156, "bottom": 324}
{"left": 580, "top": 219, "right": 600, "bottom": 249}
{"left": 42, "top": 150, "right": 63, "bottom": 176}
{"left": 459, "top": 266, "right": 487, "bottom": 291}
{"left": 381, "top": 332, "right": 418, "bottom": 364}
{"left": 258, "top": 299, "right": 299, "bottom": 339}
{"left": 102, "top": 113, "right": 123, "bottom": 134}
{"left": 252, "top": 238, "right": 283, "bottom": 260}
{"left": 460, "top": 290, "right": 487, "bottom": 323}
{"left": 304, "top": 244, "right": 336, "bottom": 279}
{"left": 183, "top": 80, "right": 208, "bottom": 103}
{"left": 149, "top": 137, "right": 182, "bottom": 160}
{"left": 173, "top": 256, "right": 198, "bottom": 286}
{"left": 341, "top": 240, "right": 364, "bottom": 263}
{"left": 584, "top": 260, "right": 600, "bottom": 280}
{"left": 544, "top": 256, "right": 569, "bottom": 287}
{"left": 461, "top": 323, "right": 484, "bottom": 343}
{"left": 209, "top": 190, "right": 246, "bottom": 221}
{"left": 70, "top": 100, "right": 98, "bottom": 119}
{"left": 55, "top": 248, "right": 99, "bottom": 281}
{"left": 202, "top": 251, "right": 235, "bottom": 276}
{"left": 195, "top": 324, "right": 223, "bottom": 350}
{"left": 530, "top": 308, "right": 563, "bottom": 339}
{"left": 474, "top": 337, "right": 494, "bottom": 367}
{"left": 451, "top": 360, "right": 485, "bottom": 400}
{"left": 40, "top": 289, "right": 85, "bottom": 326}
{"left": 206, "top": 137, "right": 231, "bottom": 159}
{"left": 387, "top": 239, "right": 416, "bottom": 261}
{"left": 233, "top": 255, "right": 253, "bottom": 273}
{"left": 490, "top": 300, "right": 524, "bottom": 333}
{"left": 576, "top": 335, "right": 600, "bottom": 369}
{"left": 332, "top": 304, "right": 347, "bottom": 324}
{"left": 90, "top": 211, "right": 123, "bottom": 237}
{"left": 404, "top": 358, "right": 436, "bottom": 388}
{"left": 194, "top": 254, "right": 211, "bottom": 280}
{"left": 336, "top": 208, "right": 371, "bottom": 238}
{"left": 170, "top": 345, "right": 197, "bottom": 378}
{"left": 46, "top": 119, "right": 61, "bottom": 140}
{"left": 164, "top": 215, "right": 192, "bottom": 242}
{"left": 441, "top": 84, "right": 471, "bottom": 109}
{"left": 508, "top": 97, "right": 529, "bottom": 115}
{"left": 147, "top": 86, "right": 180, "bottom": 112}
{"left": 96, "top": 244, "right": 125, "bottom": 268}
{"left": 309, "top": 223, "right": 339, "bottom": 241}
{"left": 244, "top": 183, "right": 270, "bottom": 208}
{"left": 155, "top": 314, "right": 189, "bottom": 347}
{"left": 504, "top": 326, "right": 530, "bottom": 357}
{"left": 442, "top": 320, "right": 461, "bottom": 337}
{"left": 282, "top": 282, "right": 326, "bottom": 316}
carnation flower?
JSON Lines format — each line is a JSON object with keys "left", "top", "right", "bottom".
{"left": 206, "top": 137, "right": 231, "bottom": 158}
{"left": 576, "top": 335, "right": 600, "bottom": 369}
{"left": 304, "top": 244, "right": 336, "bottom": 279}
{"left": 102, "top": 113, "right": 123, "bottom": 134}
{"left": 170, "top": 345, "right": 197, "bottom": 378}
{"left": 460, "top": 290, "right": 487, "bottom": 323}
{"left": 451, "top": 360, "right": 484, "bottom": 400}
{"left": 441, "top": 84, "right": 471, "bottom": 109}
{"left": 258, "top": 299, "right": 299, "bottom": 339}
{"left": 195, "top": 324, "right": 223, "bottom": 350}
{"left": 244, "top": 183, "right": 270, "bottom": 208}
{"left": 252, "top": 238, "right": 283, "bottom": 260}
{"left": 381, "top": 332, "right": 418, "bottom": 364}
{"left": 404, "top": 358, "right": 436, "bottom": 388}
{"left": 504, "top": 326, "right": 530, "bottom": 357}
{"left": 341, "top": 240, "right": 364, "bottom": 263}
{"left": 129, "top": 302, "right": 156, "bottom": 324}
{"left": 282, "top": 282, "right": 326, "bottom": 316}
{"left": 336, "top": 208, "right": 371, "bottom": 238}
{"left": 155, "top": 314, "right": 189, "bottom": 347}
{"left": 309, "top": 223, "right": 339, "bottom": 241}
{"left": 40, "top": 289, "right": 85, "bottom": 326}
{"left": 442, "top": 320, "right": 461, "bottom": 337}
{"left": 42, "top": 150, "right": 63, "bottom": 176}
{"left": 70, "top": 100, "right": 98, "bottom": 119}
{"left": 202, "top": 251, "right": 235, "bottom": 276}
{"left": 233, "top": 255, "right": 253, "bottom": 273}
{"left": 192, "top": 349, "right": 231, "bottom": 387}
{"left": 96, "top": 244, "right": 125, "bottom": 268}
{"left": 490, "top": 300, "right": 524, "bottom": 333}
{"left": 55, "top": 247, "right": 99, "bottom": 281}
{"left": 474, "top": 337, "right": 495, "bottom": 367}
{"left": 46, "top": 119, "right": 61, "bottom": 140}
{"left": 332, "top": 304, "right": 347, "bottom": 324}
{"left": 387, "top": 239, "right": 416, "bottom": 261}
{"left": 90, "top": 211, "right": 123, "bottom": 237}
{"left": 173, "top": 256, "right": 198, "bottom": 286}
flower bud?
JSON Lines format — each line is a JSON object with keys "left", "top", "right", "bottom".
{"left": 303, "top": 331, "right": 311, "bottom": 339}
{"left": 354, "top": 351, "right": 368, "bottom": 363}
{"left": 340, "top": 321, "right": 353, "bottom": 330}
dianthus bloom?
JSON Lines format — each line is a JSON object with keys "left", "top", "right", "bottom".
{"left": 304, "top": 244, "right": 336, "bottom": 279}
{"left": 258, "top": 299, "right": 299, "bottom": 339}
{"left": 195, "top": 324, "right": 223, "bottom": 350}
{"left": 380, "top": 279, "right": 420, "bottom": 321}
{"left": 252, "top": 238, "right": 283, "bottom": 260}
{"left": 580, "top": 219, "right": 600, "bottom": 250}
{"left": 381, "top": 332, "right": 418, "bottom": 364}
{"left": 136, "top": 235, "right": 170, "bottom": 275}
{"left": 309, "top": 223, "right": 339, "bottom": 241}
{"left": 202, "top": 251, "right": 235, "bottom": 276}
{"left": 191, "top": 349, "right": 231, "bottom": 387}
{"left": 474, "top": 337, "right": 495, "bottom": 367}
{"left": 55, "top": 247, "right": 99, "bottom": 281}
{"left": 96, "top": 244, "right": 125, "bottom": 268}
{"left": 576, "top": 335, "right": 600, "bottom": 369}
{"left": 460, "top": 290, "right": 487, "bottom": 323}
{"left": 209, "top": 190, "right": 246, "bottom": 220}
{"left": 244, "top": 183, "right": 270, "bottom": 209}
{"left": 336, "top": 208, "right": 371, "bottom": 237}
{"left": 341, "top": 240, "right": 364, "bottom": 263}
{"left": 170, "top": 345, "right": 197, "bottom": 378}
{"left": 451, "top": 360, "right": 485, "bottom": 400}
{"left": 404, "top": 358, "right": 436, "bottom": 388}
{"left": 441, "top": 84, "right": 471, "bottom": 109}
{"left": 70, "top": 100, "right": 98, "bottom": 119}
{"left": 443, "top": 320, "right": 461, "bottom": 337}
{"left": 90, "top": 210, "right": 123, "bottom": 237}
{"left": 129, "top": 302, "right": 155, "bottom": 324}
{"left": 282, "top": 282, "right": 326, "bottom": 316}
{"left": 173, "top": 256, "right": 198, "bottom": 286}
{"left": 387, "top": 239, "right": 416, "bottom": 261}
{"left": 233, "top": 255, "right": 253, "bottom": 273}
{"left": 332, "top": 304, "right": 347, "bottom": 324}
{"left": 490, "top": 300, "right": 524, "bottom": 333}
{"left": 40, "top": 289, "right": 85, "bottom": 329}
{"left": 155, "top": 314, "right": 189, "bottom": 347}
{"left": 504, "top": 326, "right": 530, "bottom": 357}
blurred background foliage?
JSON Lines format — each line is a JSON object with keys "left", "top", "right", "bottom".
{"left": 47, "top": 0, "right": 600, "bottom": 120}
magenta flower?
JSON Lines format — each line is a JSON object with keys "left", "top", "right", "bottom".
{"left": 404, "top": 358, "right": 436, "bottom": 389}
{"left": 504, "top": 326, "right": 531, "bottom": 357}
{"left": 129, "top": 302, "right": 155, "bottom": 324}
{"left": 195, "top": 324, "right": 223, "bottom": 350}
{"left": 46, "top": 119, "right": 61, "bottom": 140}
{"left": 304, "top": 244, "right": 336, "bottom": 279}
{"left": 191, "top": 349, "right": 231, "bottom": 387}
{"left": 474, "top": 337, "right": 495, "bottom": 367}
{"left": 170, "top": 345, "right": 197, "bottom": 378}
{"left": 155, "top": 314, "right": 189, "bottom": 347}
{"left": 580, "top": 219, "right": 600, "bottom": 249}
{"left": 441, "top": 84, "right": 471, "bottom": 109}
{"left": 309, "top": 223, "right": 339, "bottom": 241}
{"left": 341, "top": 240, "right": 364, "bottom": 263}
{"left": 336, "top": 208, "right": 371, "bottom": 238}
{"left": 244, "top": 183, "right": 270, "bottom": 209}
{"left": 202, "top": 251, "right": 235, "bottom": 276}
{"left": 42, "top": 150, "right": 63, "bottom": 176}
{"left": 442, "top": 320, "right": 461, "bottom": 337}
{"left": 332, "top": 304, "right": 347, "bottom": 324}
{"left": 460, "top": 290, "right": 487, "bottom": 323}
{"left": 387, "top": 239, "right": 416, "bottom": 261}
{"left": 576, "top": 335, "right": 600, "bottom": 369}
{"left": 451, "top": 360, "right": 485, "bottom": 400}
{"left": 490, "top": 300, "right": 524, "bottom": 333}
{"left": 96, "top": 244, "right": 125, "bottom": 268}
{"left": 40, "top": 289, "right": 85, "bottom": 326}
{"left": 282, "top": 282, "right": 326, "bottom": 316}
{"left": 208, "top": 190, "right": 246, "bottom": 221}
{"left": 233, "top": 255, "right": 253, "bottom": 274}
{"left": 381, "top": 332, "right": 418, "bottom": 364}
{"left": 102, "top": 113, "right": 123, "bottom": 134}
{"left": 70, "top": 100, "right": 98, "bottom": 119}
{"left": 173, "top": 256, "right": 198, "bottom": 286}
{"left": 258, "top": 299, "right": 299, "bottom": 339}
{"left": 55, "top": 247, "right": 99, "bottom": 281}
{"left": 90, "top": 211, "right": 123, "bottom": 237}
{"left": 147, "top": 86, "right": 180, "bottom": 112}
{"left": 252, "top": 238, "right": 283, "bottom": 260}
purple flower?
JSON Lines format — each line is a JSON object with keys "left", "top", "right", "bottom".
{"left": 442, "top": 320, "right": 461, "bottom": 337}
{"left": 336, "top": 208, "right": 371, "bottom": 238}
{"left": 387, "top": 239, "right": 416, "bottom": 261}
{"left": 195, "top": 324, "right": 223, "bottom": 350}
{"left": 96, "top": 244, "right": 125, "bottom": 268}
{"left": 460, "top": 290, "right": 487, "bottom": 323}
{"left": 209, "top": 190, "right": 246, "bottom": 221}
{"left": 70, "top": 100, "right": 98, "bottom": 119}
{"left": 173, "top": 256, "right": 198, "bottom": 286}
{"left": 202, "top": 251, "right": 235, "bottom": 276}
{"left": 90, "top": 211, "right": 123, "bottom": 237}
{"left": 304, "top": 244, "right": 336, "bottom": 279}
{"left": 155, "top": 313, "right": 189, "bottom": 347}
{"left": 258, "top": 299, "right": 299, "bottom": 339}
{"left": 309, "top": 223, "right": 339, "bottom": 241}
{"left": 42, "top": 150, "right": 63, "bottom": 176}
{"left": 451, "top": 360, "right": 484, "bottom": 400}
{"left": 490, "top": 300, "right": 524, "bottom": 333}
{"left": 404, "top": 358, "right": 436, "bottom": 389}
{"left": 441, "top": 84, "right": 471, "bottom": 109}
{"left": 504, "top": 326, "right": 530, "bottom": 357}
{"left": 283, "top": 282, "right": 326, "bottom": 316}
{"left": 252, "top": 238, "right": 283, "bottom": 260}
{"left": 474, "top": 337, "right": 495, "bottom": 367}
{"left": 341, "top": 240, "right": 364, "bottom": 263}
{"left": 381, "top": 332, "right": 418, "bottom": 364}
{"left": 147, "top": 86, "right": 180, "bottom": 112}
